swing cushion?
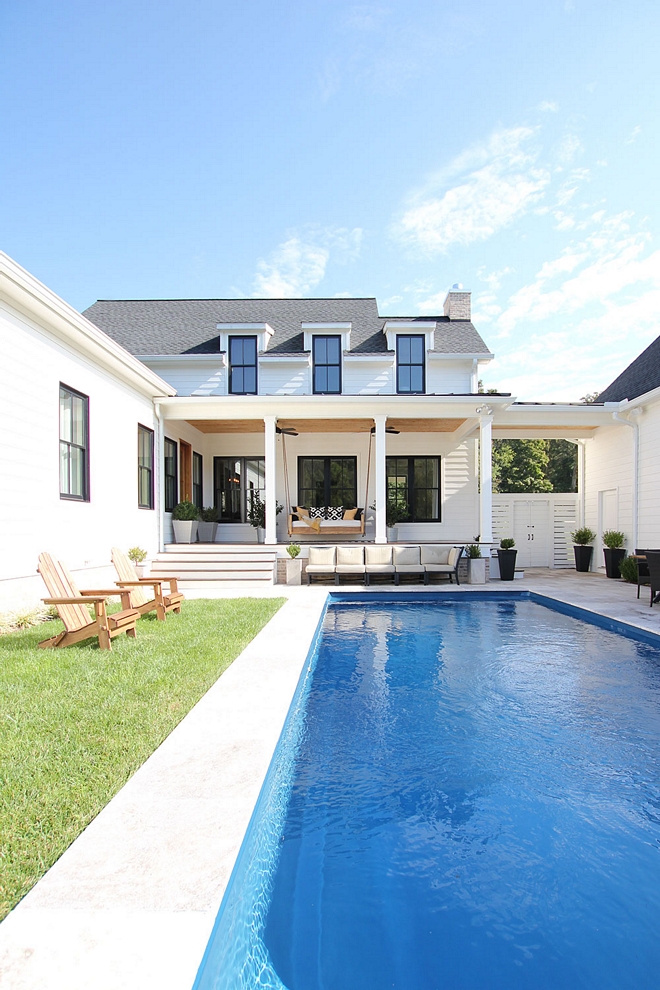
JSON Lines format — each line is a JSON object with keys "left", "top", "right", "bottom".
{"left": 343, "top": 507, "right": 358, "bottom": 520}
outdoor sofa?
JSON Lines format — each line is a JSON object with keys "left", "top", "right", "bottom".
{"left": 305, "top": 544, "right": 464, "bottom": 585}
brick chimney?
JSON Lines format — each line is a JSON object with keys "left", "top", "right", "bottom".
{"left": 443, "top": 284, "right": 471, "bottom": 321}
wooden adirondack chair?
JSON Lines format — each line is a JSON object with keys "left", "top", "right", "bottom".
{"left": 37, "top": 552, "right": 140, "bottom": 650}
{"left": 111, "top": 547, "right": 184, "bottom": 621}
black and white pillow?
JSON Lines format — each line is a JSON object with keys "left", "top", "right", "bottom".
{"left": 327, "top": 505, "right": 343, "bottom": 521}
{"left": 309, "top": 506, "right": 325, "bottom": 519}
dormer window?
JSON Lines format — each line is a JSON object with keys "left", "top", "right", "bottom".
{"left": 229, "top": 336, "right": 257, "bottom": 394}
{"left": 313, "top": 336, "right": 342, "bottom": 394}
{"left": 396, "top": 335, "right": 425, "bottom": 394}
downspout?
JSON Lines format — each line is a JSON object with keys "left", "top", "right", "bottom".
{"left": 612, "top": 408, "right": 640, "bottom": 550}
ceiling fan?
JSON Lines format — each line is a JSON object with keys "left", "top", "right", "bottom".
{"left": 276, "top": 426, "right": 299, "bottom": 436}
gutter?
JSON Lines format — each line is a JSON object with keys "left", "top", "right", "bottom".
{"left": 612, "top": 409, "right": 641, "bottom": 549}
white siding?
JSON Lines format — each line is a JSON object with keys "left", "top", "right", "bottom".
{"left": 0, "top": 302, "right": 159, "bottom": 609}
{"left": 426, "top": 360, "right": 473, "bottom": 395}
{"left": 583, "top": 422, "right": 633, "bottom": 559}
{"left": 140, "top": 359, "right": 227, "bottom": 396}
{"left": 259, "top": 361, "right": 311, "bottom": 395}
{"left": 492, "top": 494, "right": 578, "bottom": 568}
{"left": 342, "top": 360, "right": 395, "bottom": 395}
{"left": 638, "top": 399, "right": 660, "bottom": 548}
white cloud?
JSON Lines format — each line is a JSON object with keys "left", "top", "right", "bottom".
{"left": 625, "top": 125, "right": 642, "bottom": 145}
{"left": 537, "top": 100, "right": 559, "bottom": 113}
{"left": 253, "top": 226, "right": 362, "bottom": 297}
{"left": 392, "top": 126, "right": 551, "bottom": 254}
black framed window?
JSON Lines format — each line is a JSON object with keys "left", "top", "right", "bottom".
{"left": 396, "top": 335, "right": 426, "bottom": 394}
{"left": 193, "top": 451, "right": 203, "bottom": 509}
{"left": 229, "top": 336, "right": 258, "bottom": 394}
{"left": 386, "top": 456, "right": 440, "bottom": 522}
{"left": 313, "top": 335, "right": 342, "bottom": 394}
{"left": 138, "top": 425, "right": 154, "bottom": 509}
{"left": 298, "top": 457, "right": 357, "bottom": 508}
{"left": 59, "top": 384, "right": 89, "bottom": 501}
{"left": 213, "top": 457, "right": 265, "bottom": 521}
{"left": 164, "top": 437, "right": 178, "bottom": 512}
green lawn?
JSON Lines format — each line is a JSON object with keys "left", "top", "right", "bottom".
{"left": 0, "top": 597, "right": 284, "bottom": 919}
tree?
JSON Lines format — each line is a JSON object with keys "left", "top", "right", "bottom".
{"left": 546, "top": 440, "right": 578, "bottom": 493}
{"left": 493, "top": 439, "right": 553, "bottom": 493}
{"left": 580, "top": 391, "right": 600, "bottom": 403}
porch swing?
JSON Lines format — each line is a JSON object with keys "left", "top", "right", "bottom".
{"left": 284, "top": 429, "right": 367, "bottom": 539}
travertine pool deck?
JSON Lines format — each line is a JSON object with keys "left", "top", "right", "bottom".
{"left": 1, "top": 570, "right": 659, "bottom": 989}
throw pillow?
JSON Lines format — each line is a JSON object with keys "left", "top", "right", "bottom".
{"left": 309, "top": 506, "right": 325, "bottom": 519}
{"left": 327, "top": 506, "right": 343, "bottom": 521}
{"left": 343, "top": 507, "right": 358, "bottom": 520}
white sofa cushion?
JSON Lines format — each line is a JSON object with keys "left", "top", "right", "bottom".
{"left": 393, "top": 546, "right": 421, "bottom": 567}
{"left": 420, "top": 545, "right": 451, "bottom": 565}
{"left": 336, "top": 546, "right": 365, "bottom": 567}
{"left": 307, "top": 546, "right": 336, "bottom": 570}
{"left": 365, "top": 546, "right": 392, "bottom": 566}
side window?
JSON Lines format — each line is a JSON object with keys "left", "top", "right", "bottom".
{"left": 59, "top": 384, "right": 89, "bottom": 501}
{"left": 228, "top": 336, "right": 258, "bottom": 394}
{"left": 164, "top": 438, "right": 178, "bottom": 512}
{"left": 138, "top": 425, "right": 154, "bottom": 509}
{"left": 313, "top": 335, "right": 342, "bottom": 394}
{"left": 396, "top": 335, "right": 425, "bottom": 394}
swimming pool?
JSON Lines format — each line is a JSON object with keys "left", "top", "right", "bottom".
{"left": 193, "top": 594, "right": 660, "bottom": 989}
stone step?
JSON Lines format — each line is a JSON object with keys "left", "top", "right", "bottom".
{"left": 155, "top": 553, "right": 277, "bottom": 565}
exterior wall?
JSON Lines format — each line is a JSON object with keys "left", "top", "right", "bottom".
{"left": 637, "top": 399, "right": 660, "bottom": 548}
{"left": 0, "top": 300, "right": 159, "bottom": 610}
{"left": 166, "top": 427, "right": 480, "bottom": 545}
{"left": 426, "top": 360, "right": 473, "bottom": 395}
{"left": 144, "top": 355, "right": 474, "bottom": 398}
{"left": 492, "top": 494, "right": 579, "bottom": 568}
{"left": 583, "top": 422, "right": 634, "bottom": 562}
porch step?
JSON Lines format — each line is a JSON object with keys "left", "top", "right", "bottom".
{"left": 149, "top": 544, "right": 277, "bottom": 587}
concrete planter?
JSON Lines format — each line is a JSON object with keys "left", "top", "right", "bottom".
{"left": 172, "top": 520, "right": 198, "bottom": 544}
{"left": 387, "top": 527, "right": 398, "bottom": 542}
{"left": 286, "top": 558, "right": 302, "bottom": 585}
{"left": 197, "top": 521, "right": 218, "bottom": 543}
{"left": 468, "top": 557, "right": 487, "bottom": 584}
{"left": 255, "top": 527, "right": 265, "bottom": 544}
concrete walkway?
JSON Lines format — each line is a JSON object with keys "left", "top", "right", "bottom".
{"left": 1, "top": 570, "right": 659, "bottom": 989}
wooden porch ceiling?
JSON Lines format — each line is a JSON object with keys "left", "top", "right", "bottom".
{"left": 186, "top": 417, "right": 467, "bottom": 434}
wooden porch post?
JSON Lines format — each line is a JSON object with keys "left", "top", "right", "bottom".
{"left": 477, "top": 406, "right": 493, "bottom": 544}
{"left": 374, "top": 414, "right": 387, "bottom": 544}
{"left": 264, "top": 415, "right": 277, "bottom": 545}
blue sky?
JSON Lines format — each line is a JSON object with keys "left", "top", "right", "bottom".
{"left": 2, "top": 0, "right": 659, "bottom": 400}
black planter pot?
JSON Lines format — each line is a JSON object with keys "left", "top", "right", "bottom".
{"left": 498, "top": 548, "right": 517, "bottom": 581}
{"left": 603, "top": 547, "right": 626, "bottom": 578}
{"left": 573, "top": 545, "right": 593, "bottom": 572}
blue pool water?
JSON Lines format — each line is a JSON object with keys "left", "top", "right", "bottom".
{"left": 194, "top": 596, "right": 660, "bottom": 990}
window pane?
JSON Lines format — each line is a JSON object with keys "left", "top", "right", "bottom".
{"left": 59, "top": 390, "right": 72, "bottom": 442}
{"left": 60, "top": 441, "right": 70, "bottom": 494}
{"left": 398, "top": 337, "right": 410, "bottom": 363}
{"left": 229, "top": 337, "right": 241, "bottom": 363}
{"left": 71, "top": 395, "right": 85, "bottom": 445}
{"left": 315, "top": 337, "right": 327, "bottom": 363}
{"left": 70, "top": 444, "right": 85, "bottom": 498}
{"left": 315, "top": 367, "right": 328, "bottom": 392}
{"left": 410, "top": 336, "right": 424, "bottom": 363}
{"left": 327, "top": 337, "right": 341, "bottom": 363}
{"left": 327, "top": 366, "right": 340, "bottom": 393}
{"left": 243, "top": 367, "right": 256, "bottom": 393}
{"left": 399, "top": 366, "right": 411, "bottom": 392}
{"left": 410, "top": 366, "right": 424, "bottom": 392}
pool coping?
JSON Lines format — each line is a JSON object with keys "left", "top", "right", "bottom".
{"left": 2, "top": 587, "right": 660, "bottom": 990}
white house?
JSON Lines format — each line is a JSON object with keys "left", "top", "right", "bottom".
{"left": 0, "top": 253, "right": 175, "bottom": 610}
{"left": 582, "top": 334, "right": 660, "bottom": 559}
{"left": 0, "top": 251, "right": 634, "bottom": 607}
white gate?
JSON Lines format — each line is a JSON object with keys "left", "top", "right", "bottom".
{"left": 492, "top": 494, "right": 579, "bottom": 568}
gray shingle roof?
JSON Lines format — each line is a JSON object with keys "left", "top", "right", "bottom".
{"left": 82, "top": 298, "right": 491, "bottom": 356}
{"left": 598, "top": 334, "right": 660, "bottom": 402}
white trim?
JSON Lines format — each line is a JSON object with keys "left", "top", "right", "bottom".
{"left": 0, "top": 252, "right": 175, "bottom": 399}
{"left": 303, "top": 327, "right": 351, "bottom": 353}
{"left": 258, "top": 354, "right": 311, "bottom": 364}
{"left": 342, "top": 353, "right": 394, "bottom": 362}
{"left": 137, "top": 353, "right": 226, "bottom": 363}
{"left": 428, "top": 351, "right": 494, "bottom": 361}
{"left": 384, "top": 322, "right": 435, "bottom": 352}
{"left": 216, "top": 323, "right": 274, "bottom": 354}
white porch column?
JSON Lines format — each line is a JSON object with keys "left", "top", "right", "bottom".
{"left": 374, "top": 415, "right": 387, "bottom": 545}
{"left": 477, "top": 406, "right": 493, "bottom": 544}
{"left": 264, "top": 415, "right": 277, "bottom": 545}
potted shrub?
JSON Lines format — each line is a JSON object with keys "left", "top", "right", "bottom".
{"left": 172, "top": 500, "right": 199, "bottom": 543}
{"left": 386, "top": 499, "right": 408, "bottom": 542}
{"left": 285, "top": 543, "right": 302, "bottom": 585}
{"left": 247, "top": 492, "right": 283, "bottom": 542}
{"left": 602, "top": 530, "right": 626, "bottom": 578}
{"left": 497, "top": 538, "right": 517, "bottom": 581}
{"left": 571, "top": 527, "right": 596, "bottom": 572}
{"left": 465, "top": 544, "right": 486, "bottom": 584}
{"left": 198, "top": 506, "right": 218, "bottom": 543}
{"left": 127, "top": 546, "right": 148, "bottom": 578}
